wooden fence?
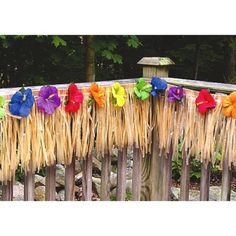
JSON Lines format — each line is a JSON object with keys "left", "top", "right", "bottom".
{"left": 1, "top": 76, "right": 236, "bottom": 201}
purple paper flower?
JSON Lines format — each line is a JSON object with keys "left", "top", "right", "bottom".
{"left": 37, "top": 86, "right": 61, "bottom": 115}
{"left": 168, "top": 86, "right": 184, "bottom": 102}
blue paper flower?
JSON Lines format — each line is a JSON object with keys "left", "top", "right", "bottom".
{"left": 151, "top": 77, "right": 167, "bottom": 96}
{"left": 9, "top": 88, "right": 35, "bottom": 117}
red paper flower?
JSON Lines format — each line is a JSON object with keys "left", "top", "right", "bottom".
{"left": 195, "top": 89, "right": 216, "bottom": 114}
{"left": 65, "top": 84, "right": 84, "bottom": 112}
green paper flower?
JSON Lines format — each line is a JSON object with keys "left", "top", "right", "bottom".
{"left": 134, "top": 78, "right": 152, "bottom": 100}
{"left": 0, "top": 96, "right": 6, "bottom": 119}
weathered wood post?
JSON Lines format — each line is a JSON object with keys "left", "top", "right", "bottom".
{"left": 2, "top": 180, "right": 13, "bottom": 201}
{"left": 221, "top": 157, "right": 231, "bottom": 201}
{"left": 45, "top": 163, "right": 56, "bottom": 201}
{"left": 24, "top": 159, "right": 35, "bottom": 201}
{"left": 137, "top": 57, "right": 175, "bottom": 201}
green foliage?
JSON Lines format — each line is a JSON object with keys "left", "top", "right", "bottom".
{"left": 172, "top": 141, "right": 222, "bottom": 183}
{"left": 125, "top": 190, "right": 132, "bottom": 201}
{"left": 93, "top": 36, "right": 141, "bottom": 64}
{"left": 127, "top": 36, "right": 142, "bottom": 48}
{"left": 52, "top": 36, "right": 67, "bottom": 48}
{"left": 15, "top": 166, "right": 24, "bottom": 182}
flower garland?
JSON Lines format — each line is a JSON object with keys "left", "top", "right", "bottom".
{"left": 222, "top": 92, "right": 236, "bottom": 119}
{"left": 89, "top": 83, "right": 105, "bottom": 107}
{"left": 3, "top": 81, "right": 236, "bottom": 118}
{"left": 134, "top": 78, "right": 152, "bottom": 100}
{"left": 1, "top": 79, "right": 236, "bottom": 182}
{"left": 9, "top": 87, "right": 35, "bottom": 117}
{"left": 37, "top": 86, "right": 61, "bottom": 115}
{"left": 65, "top": 83, "right": 84, "bottom": 112}
{"left": 195, "top": 89, "right": 216, "bottom": 114}
{"left": 111, "top": 82, "right": 126, "bottom": 107}
{"left": 0, "top": 96, "right": 6, "bottom": 119}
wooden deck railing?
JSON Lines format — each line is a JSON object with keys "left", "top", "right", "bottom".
{"left": 1, "top": 76, "right": 236, "bottom": 201}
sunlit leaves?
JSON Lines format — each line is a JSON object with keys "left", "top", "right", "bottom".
{"left": 52, "top": 36, "right": 67, "bottom": 48}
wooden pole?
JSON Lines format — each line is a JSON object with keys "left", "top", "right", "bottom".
{"left": 200, "top": 162, "right": 210, "bottom": 201}
{"left": 138, "top": 57, "right": 174, "bottom": 201}
{"left": 221, "top": 158, "right": 231, "bottom": 201}
{"left": 45, "top": 163, "right": 56, "bottom": 201}
{"left": 116, "top": 148, "right": 127, "bottom": 201}
{"left": 24, "top": 160, "right": 35, "bottom": 201}
{"left": 2, "top": 180, "right": 13, "bottom": 201}
{"left": 82, "top": 155, "right": 93, "bottom": 201}
{"left": 101, "top": 153, "right": 111, "bottom": 201}
{"left": 65, "top": 157, "right": 75, "bottom": 201}
{"left": 180, "top": 155, "right": 190, "bottom": 201}
{"left": 132, "top": 147, "right": 141, "bottom": 201}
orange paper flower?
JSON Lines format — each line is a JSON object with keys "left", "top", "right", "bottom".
{"left": 89, "top": 83, "right": 105, "bottom": 108}
{"left": 222, "top": 92, "right": 236, "bottom": 119}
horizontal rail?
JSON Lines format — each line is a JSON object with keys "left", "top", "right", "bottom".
{"left": 163, "top": 77, "right": 236, "bottom": 94}
{"left": 0, "top": 77, "right": 236, "bottom": 96}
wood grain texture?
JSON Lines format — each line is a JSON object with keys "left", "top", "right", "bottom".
{"left": 141, "top": 99, "right": 164, "bottom": 201}
{"left": 200, "top": 163, "right": 210, "bottom": 201}
{"left": 65, "top": 157, "right": 75, "bottom": 201}
{"left": 132, "top": 147, "right": 141, "bottom": 201}
{"left": 24, "top": 159, "right": 35, "bottom": 201}
{"left": 45, "top": 163, "right": 56, "bottom": 201}
{"left": 162, "top": 148, "right": 173, "bottom": 201}
{"left": 2, "top": 77, "right": 236, "bottom": 97}
{"left": 24, "top": 171, "right": 35, "bottom": 201}
{"left": 180, "top": 155, "right": 190, "bottom": 201}
{"left": 2, "top": 180, "right": 13, "bottom": 201}
{"left": 140, "top": 153, "right": 152, "bottom": 201}
{"left": 116, "top": 148, "right": 127, "bottom": 201}
{"left": 101, "top": 153, "right": 111, "bottom": 201}
{"left": 82, "top": 155, "right": 93, "bottom": 201}
{"left": 221, "top": 157, "right": 231, "bottom": 201}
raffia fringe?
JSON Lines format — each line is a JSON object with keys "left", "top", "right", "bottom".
{"left": 0, "top": 84, "right": 235, "bottom": 181}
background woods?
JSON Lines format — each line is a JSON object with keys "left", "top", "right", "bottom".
{"left": 0, "top": 35, "right": 236, "bottom": 87}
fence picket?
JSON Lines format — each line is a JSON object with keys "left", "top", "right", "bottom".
{"left": 132, "top": 147, "right": 141, "bottom": 201}
{"left": 82, "top": 155, "right": 93, "bottom": 201}
{"left": 24, "top": 160, "right": 35, "bottom": 201}
{"left": 45, "top": 163, "right": 56, "bottom": 201}
{"left": 101, "top": 153, "right": 111, "bottom": 201}
{"left": 116, "top": 148, "right": 127, "bottom": 201}
{"left": 200, "top": 162, "right": 210, "bottom": 201}
{"left": 65, "top": 157, "right": 75, "bottom": 201}
{"left": 221, "top": 157, "right": 231, "bottom": 201}
{"left": 2, "top": 180, "right": 13, "bottom": 201}
{"left": 180, "top": 153, "right": 190, "bottom": 201}
{"left": 162, "top": 144, "right": 173, "bottom": 201}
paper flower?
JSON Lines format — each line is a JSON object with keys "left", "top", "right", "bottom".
{"left": 195, "top": 89, "right": 216, "bottom": 114}
{"left": 89, "top": 83, "right": 105, "bottom": 108}
{"left": 151, "top": 77, "right": 167, "bottom": 96}
{"left": 37, "top": 86, "right": 61, "bottom": 115}
{"left": 0, "top": 96, "right": 6, "bottom": 119}
{"left": 134, "top": 78, "right": 152, "bottom": 100}
{"left": 65, "top": 84, "right": 84, "bottom": 113}
{"left": 168, "top": 86, "right": 184, "bottom": 102}
{"left": 9, "top": 87, "right": 35, "bottom": 117}
{"left": 222, "top": 91, "right": 236, "bottom": 119}
{"left": 111, "top": 82, "right": 126, "bottom": 107}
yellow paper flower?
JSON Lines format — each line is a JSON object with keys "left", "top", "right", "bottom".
{"left": 112, "top": 82, "right": 126, "bottom": 107}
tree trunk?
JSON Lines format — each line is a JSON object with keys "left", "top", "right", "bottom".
{"left": 85, "top": 35, "right": 95, "bottom": 82}
{"left": 224, "top": 36, "right": 236, "bottom": 83}
{"left": 193, "top": 43, "right": 200, "bottom": 80}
